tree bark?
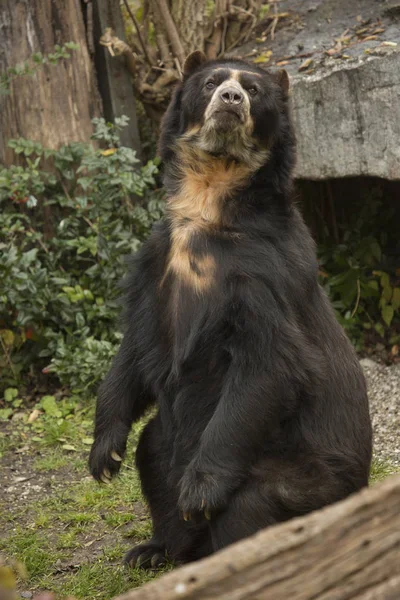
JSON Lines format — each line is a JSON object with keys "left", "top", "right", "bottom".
{"left": 170, "top": 0, "right": 206, "bottom": 56}
{"left": 114, "top": 474, "right": 400, "bottom": 600}
{"left": 0, "top": 0, "right": 101, "bottom": 166}
{"left": 117, "top": 0, "right": 263, "bottom": 120}
{"left": 93, "top": 0, "right": 142, "bottom": 158}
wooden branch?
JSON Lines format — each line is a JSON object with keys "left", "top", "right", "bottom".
{"left": 152, "top": 0, "right": 185, "bottom": 67}
{"left": 99, "top": 29, "right": 137, "bottom": 77}
{"left": 83, "top": 0, "right": 95, "bottom": 54}
{"left": 156, "top": 32, "right": 173, "bottom": 66}
{"left": 122, "top": 0, "right": 152, "bottom": 66}
{"left": 93, "top": 1, "right": 141, "bottom": 158}
{"left": 205, "top": 0, "right": 228, "bottom": 59}
{"left": 114, "top": 474, "right": 400, "bottom": 599}
{"left": 151, "top": 3, "right": 173, "bottom": 67}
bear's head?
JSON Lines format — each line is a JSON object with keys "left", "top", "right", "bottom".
{"left": 159, "top": 52, "right": 293, "bottom": 180}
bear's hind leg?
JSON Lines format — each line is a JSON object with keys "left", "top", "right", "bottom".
{"left": 210, "top": 454, "right": 352, "bottom": 552}
{"left": 125, "top": 414, "right": 211, "bottom": 568}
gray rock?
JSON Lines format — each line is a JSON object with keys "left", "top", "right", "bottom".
{"left": 291, "top": 49, "right": 400, "bottom": 180}
{"left": 232, "top": 0, "right": 400, "bottom": 180}
{"left": 361, "top": 360, "right": 400, "bottom": 466}
{"left": 20, "top": 592, "right": 33, "bottom": 599}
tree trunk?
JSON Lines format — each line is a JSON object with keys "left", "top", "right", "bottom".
{"left": 118, "top": 0, "right": 263, "bottom": 122}
{"left": 114, "top": 474, "right": 400, "bottom": 599}
{"left": 0, "top": 0, "right": 101, "bottom": 166}
{"left": 170, "top": 0, "right": 206, "bottom": 57}
{"left": 92, "top": 0, "right": 142, "bottom": 158}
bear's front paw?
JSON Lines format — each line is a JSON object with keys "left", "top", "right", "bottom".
{"left": 178, "top": 461, "right": 233, "bottom": 521}
{"left": 89, "top": 435, "right": 125, "bottom": 483}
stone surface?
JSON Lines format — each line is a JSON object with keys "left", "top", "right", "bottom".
{"left": 291, "top": 49, "right": 400, "bottom": 180}
{"left": 361, "top": 359, "right": 400, "bottom": 466}
{"left": 232, "top": 0, "right": 400, "bottom": 180}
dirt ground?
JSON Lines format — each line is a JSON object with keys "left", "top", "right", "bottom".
{"left": 0, "top": 416, "right": 159, "bottom": 599}
{"left": 1, "top": 356, "right": 400, "bottom": 598}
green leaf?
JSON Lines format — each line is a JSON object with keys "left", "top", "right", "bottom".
{"left": 77, "top": 177, "right": 92, "bottom": 191}
{"left": 253, "top": 51, "right": 273, "bottom": 64}
{"left": 76, "top": 313, "right": 85, "bottom": 327}
{"left": 62, "top": 444, "right": 77, "bottom": 451}
{"left": 381, "top": 305, "right": 394, "bottom": 327}
{"left": 4, "top": 388, "right": 18, "bottom": 402}
{"left": 0, "top": 408, "right": 13, "bottom": 420}
{"left": 27, "top": 195, "right": 38, "bottom": 208}
{"left": 82, "top": 437, "right": 94, "bottom": 445}
{"left": 64, "top": 42, "right": 79, "bottom": 50}
{"left": 40, "top": 395, "right": 62, "bottom": 417}
{"left": 392, "top": 288, "right": 400, "bottom": 311}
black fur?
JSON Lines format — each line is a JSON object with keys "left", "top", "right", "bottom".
{"left": 89, "top": 56, "right": 372, "bottom": 568}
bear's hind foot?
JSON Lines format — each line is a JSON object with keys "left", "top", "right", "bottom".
{"left": 124, "top": 539, "right": 167, "bottom": 570}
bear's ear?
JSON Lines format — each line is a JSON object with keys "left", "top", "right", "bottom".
{"left": 275, "top": 69, "right": 290, "bottom": 98}
{"left": 183, "top": 51, "right": 207, "bottom": 79}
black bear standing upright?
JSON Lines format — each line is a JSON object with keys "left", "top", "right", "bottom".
{"left": 89, "top": 51, "right": 372, "bottom": 568}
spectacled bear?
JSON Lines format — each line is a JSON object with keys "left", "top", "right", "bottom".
{"left": 89, "top": 51, "right": 372, "bottom": 569}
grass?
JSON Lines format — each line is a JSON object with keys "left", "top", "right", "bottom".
{"left": 369, "top": 457, "right": 399, "bottom": 484}
{"left": 33, "top": 449, "right": 69, "bottom": 472}
{"left": 1, "top": 397, "right": 399, "bottom": 599}
{"left": 0, "top": 402, "right": 160, "bottom": 599}
{"left": 2, "top": 531, "right": 60, "bottom": 582}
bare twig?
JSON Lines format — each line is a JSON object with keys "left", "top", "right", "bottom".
{"left": 99, "top": 29, "right": 137, "bottom": 77}
{"left": 271, "top": 2, "right": 279, "bottom": 41}
{"left": 206, "top": 0, "right": 228, "bottom": 59}
{"left": 174, "top": 57, "right": 182, "bottom": 79}
{"left": 122, "top": 0, "right": 153, "bottom": 66}
{"left": 278, "top": 51, "right": 315, "bottom": 62}
{"left": 326, "top": 181, "right": 339, "bottom": 243}
{"left": 351, "top": 279, "right": 361, "bottom": 317}
{"left": 83, "top": 0, "right": 95, "bottom": 54}
{"left": 220, "top": 11, "right": 229, "bottom": 57}
{"left": 142, "top": 0, "right": 150, "bottom": 42}
{"left": 152, "top": 0, "right": 185, "bottom": 67}
{"left": 157, "top": 32, "right": 172, "bottom": 66}
{"left": 225, "top": 3, "right": 258, "bottom": 53}
{"left": 0, "top": 335, "right": 17, "bottom": 378}
{"left": 83, "top": 216, "right": 96, "bottom": 231}
{"left": 29, "top": 225, "right": 67, "bottom": 273}
{"left": 29, "top": 227, "right": 49, "bottom": 254}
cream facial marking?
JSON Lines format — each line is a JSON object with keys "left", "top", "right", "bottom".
{"left": 203, "top": 76, "right": 251, "bottom": 126}
{"left": 212, "top": 68, "right": 262, "bottom": 78}
{"left": 182, "top": 76, "right": 269, "bottom": 170}
{"left": 230, "top": 69, "right": 262, "bottom": 81}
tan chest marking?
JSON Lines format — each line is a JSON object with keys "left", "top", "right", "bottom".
{"left": 169, "top": 150, "right": 253, "bottom": 224}
{"left": 165, "top": 224, "right": 216, "bottom": 294}
{"left": 163, "top": 152, "right": 252, "bottom": 293}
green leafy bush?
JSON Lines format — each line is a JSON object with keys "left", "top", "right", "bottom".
{"left": 1, "top": 42, "right": 79, "bottom": 94}
{"left": 318, "top": 198, "right": 400, "bottom": 351}
{"left": 0, "top": 117, "right": 164, "bottom": 395}
{"left": 1, "top": 115, "right": 398, "bottom": 402}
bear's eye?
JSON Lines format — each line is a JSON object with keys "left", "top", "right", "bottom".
{"left": 248, "top": 87, "right": 258, "bottom": 96}
{"left": 205, "top": 81, "right": 216, "bottom": 89}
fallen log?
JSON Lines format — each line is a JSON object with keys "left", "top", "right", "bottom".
{"left": 115, "top": 474, "right": 400, "bottom": 600}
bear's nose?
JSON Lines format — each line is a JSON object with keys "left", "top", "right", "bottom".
{"left": 220, "top": 88, "right": 244, "bottom": 105}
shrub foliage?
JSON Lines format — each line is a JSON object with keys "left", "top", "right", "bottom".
{"left": 1, "top": 120, "right": 399, "bottom": 399}
{"left": 0, "top": 118, "right": 164, "bottom": 395}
